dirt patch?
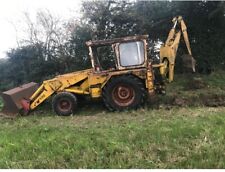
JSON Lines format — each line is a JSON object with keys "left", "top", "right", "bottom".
{"left": 185, "top": 77, "right": 207, "bottom": 90}
{"left": 153, "top": 91, "right": 225, "bottom": 108}
{"left": 172, "top": 94, "right": 225, "bottom": 107}
{"left": 173, "top": 97, "right": 188, "bottom": 106}
{"left": 200, "top": 94, "right": 225, "bottom": 107}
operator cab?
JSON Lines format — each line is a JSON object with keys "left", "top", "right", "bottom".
{"left": 86, "top": 35, "right": 149, "bottom": 72}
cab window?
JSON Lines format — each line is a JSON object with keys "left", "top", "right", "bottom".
{"left": 119, "top": 41, "right": 144, "bottom": 67}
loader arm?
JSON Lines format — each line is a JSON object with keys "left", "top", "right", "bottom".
{"left": 28, "top": 69, "right": 91, "bottom": 110}
{"left": 159, "top": 16, "right": 195, "bottom": 82}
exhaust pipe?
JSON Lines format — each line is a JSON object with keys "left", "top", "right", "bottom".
{"left": 1, "top": 82, "right": 38, "bottom": 116}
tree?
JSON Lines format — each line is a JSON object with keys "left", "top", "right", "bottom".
{"left": 1, "top": 1, "right": 225, "bottom": 91}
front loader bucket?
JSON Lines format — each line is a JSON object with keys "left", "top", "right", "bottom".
{"left": 1, "top": 82, "right": 38, "bottom": 116}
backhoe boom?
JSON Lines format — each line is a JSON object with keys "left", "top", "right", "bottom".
{"left": 159, "top": 16, "right": 196, "bottom": 82}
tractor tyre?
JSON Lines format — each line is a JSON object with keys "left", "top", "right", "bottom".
{"left": 102, "top": 75, "right": 147, "bottom": 111}
{"left": 52, "top": 92, "right": 78, "bottom": 116}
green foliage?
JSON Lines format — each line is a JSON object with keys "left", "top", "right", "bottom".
{"left": 0, "top": 1, "right": 225, "bottom": 91}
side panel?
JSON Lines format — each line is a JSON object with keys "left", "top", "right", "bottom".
{"left": 87, "top": 68, "right": 154, "bottom": 98}
{"left": 88, "top": 73, "right": 108, "bottom": 98}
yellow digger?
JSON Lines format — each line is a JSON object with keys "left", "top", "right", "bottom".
{"left": 1, "top": 16, "right": 196, "bottom": 116}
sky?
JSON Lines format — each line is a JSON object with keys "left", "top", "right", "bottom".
{"left": 0, "top": 0, "right": 82, "bottom": 58}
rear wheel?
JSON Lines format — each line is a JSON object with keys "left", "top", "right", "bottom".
{"left": 52, "top": 92, "right": 77, "bottom": 116}
{"left": 102, "top": 75, "right": 146, "bottom": 111}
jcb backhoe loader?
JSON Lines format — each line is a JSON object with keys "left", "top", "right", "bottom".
{"left": 1, "top": 16, "right": 196, "bottom": 117}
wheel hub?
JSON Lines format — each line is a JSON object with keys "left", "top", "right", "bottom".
{"left": 112, "top": 84, "right": 135, "bottom": 107}
{"left": 118, "top": 87, "right": 130, "bottom": 99}
{"left": 58, "top": 99, "right": 72, "bottom": 112}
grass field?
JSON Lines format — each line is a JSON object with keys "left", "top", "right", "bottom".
{"left": 0, "top": 71, "right": 225, "bottom": 169}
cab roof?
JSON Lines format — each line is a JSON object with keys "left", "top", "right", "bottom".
{"left": 86, "top": 35, "right": 148, "bottom": 47}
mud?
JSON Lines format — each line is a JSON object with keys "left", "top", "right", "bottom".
{"left": 201, "top": 94, "right": 225, "bottom": 107}
{"left": 185, "top": 77, "right": 207, "bottom": 90}
{"left": 154, "top": 93, "right": 225, "bottom": 108}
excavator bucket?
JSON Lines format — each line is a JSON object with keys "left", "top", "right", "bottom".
{"left": 1, "top": 82, "right": 38, "bottom": 116}
{"left": 181, "top": 54, "right": 196, "bottom": 73}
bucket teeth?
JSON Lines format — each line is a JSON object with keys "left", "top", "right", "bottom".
{"left": 1, "top": 82, "right": 38, "bottom": 116}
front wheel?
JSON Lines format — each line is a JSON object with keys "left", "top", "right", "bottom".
{"left": 52, "top": 92, "right": 78, "bottom": 116}
{"left": 102, "top": 75, "right": 147, "bottom": 111}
